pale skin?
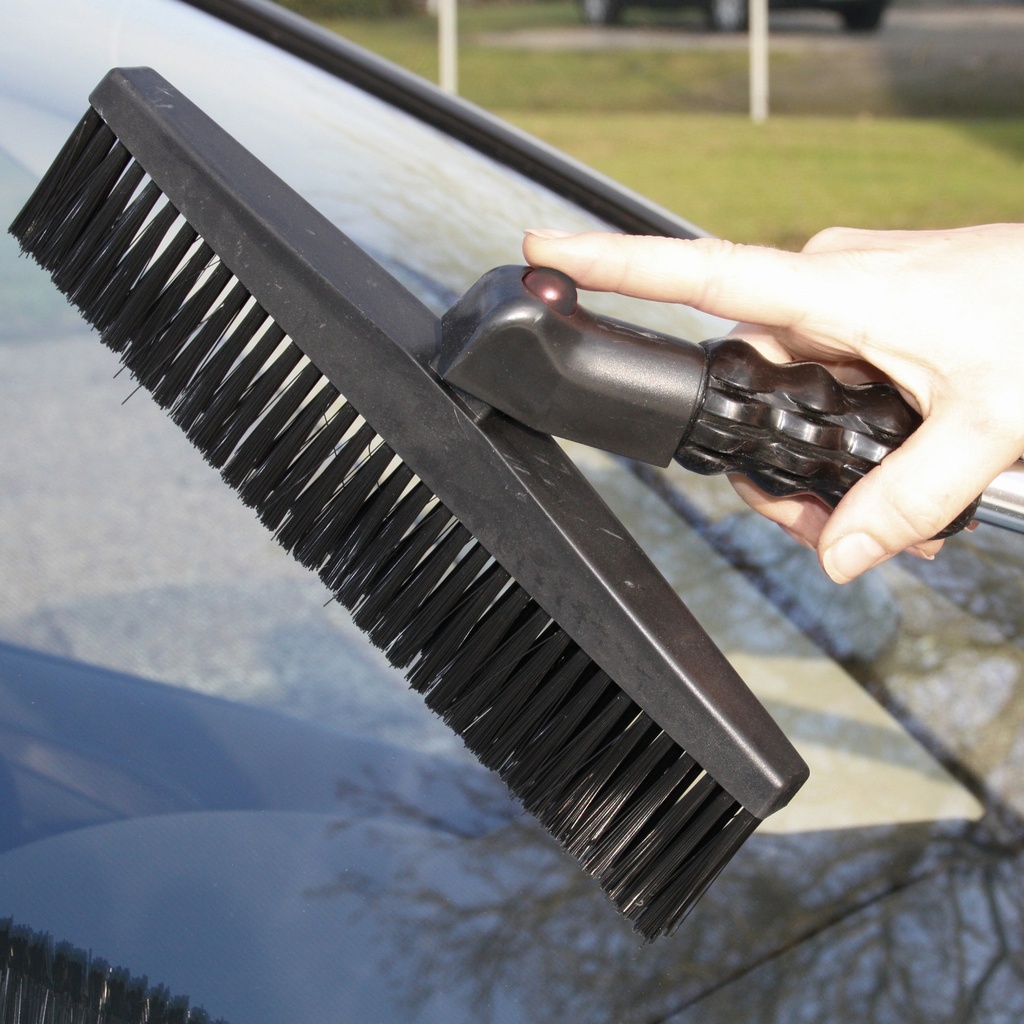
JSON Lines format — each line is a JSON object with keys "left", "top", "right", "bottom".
{"left": 522, "top": 224, "right": 1024, "bottom": 584}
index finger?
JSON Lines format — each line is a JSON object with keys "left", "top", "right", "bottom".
{"left": 522, "top": 231, "right": 834, "bottom": 330}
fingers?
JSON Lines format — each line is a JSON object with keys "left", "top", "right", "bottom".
{"left": 818, "top": 413, "right": 1012, "bottom": 583}
{"left": 523, "top": 230, "right": 838, "bottom": 331}
{"left": 727, "top": 476, "right": 832, "bottom": 549}
{"left": 729, "top": 474, "right": 945, "bottom": 567}
{"left": 729, "top": 323, "right": 888, "bottom": 385}
{"left": 801, "top": 225, "right": 897, "bottom": 254}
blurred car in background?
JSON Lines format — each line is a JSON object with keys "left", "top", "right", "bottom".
{"left": 1, "top": 0, "right": 1020, "bottom": 1022}
{"left": 580, "top": 0, "right": 888, "bottom": 32}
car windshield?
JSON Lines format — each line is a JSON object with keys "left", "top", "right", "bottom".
{"left": 1, "top": 1, "right": 1022, "bottom": 1022}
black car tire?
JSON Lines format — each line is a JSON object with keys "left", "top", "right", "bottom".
{"left": 580, "top": 0, "right": 623, "bottom": 24}
{"left": 840, "top": 0, "right": 886, "bottom": 31}
{"left": 707, "top": 0, "right": 748, "bottom": 32}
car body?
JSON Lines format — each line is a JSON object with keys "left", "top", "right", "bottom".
{"left": 1, "top": 0, "right": 1022, "bottom": 1021}
{"left": 580, "top": 0, "right": 889, "bottom": 32}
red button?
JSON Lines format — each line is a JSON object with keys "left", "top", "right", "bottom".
{"left": 522, "top": 267, "right": 577, "bottom": 316}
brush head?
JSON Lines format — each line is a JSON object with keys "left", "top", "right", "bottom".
{"left": 8, "top": 67, "right": 807, "bottom": 940}
{"left": 0, "top": 918, "right": 223, "bottom": 1024}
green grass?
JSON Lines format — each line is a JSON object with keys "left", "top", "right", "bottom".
{"left": 313, "top": 4, "right": 1024, "bottom": 247}
{"left": 503, "top": 112, "right": 1024, "bottom": 248}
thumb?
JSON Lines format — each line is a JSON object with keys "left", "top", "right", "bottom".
{"left": 818, "top": 413, "right": 1002, "bottom": 583}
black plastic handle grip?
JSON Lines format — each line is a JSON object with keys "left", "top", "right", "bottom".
{"left": 680, "top": 338, "right": 979, "bottom": 536}
{"left": 437, "top": 266, "right": 979, "bottom": 538}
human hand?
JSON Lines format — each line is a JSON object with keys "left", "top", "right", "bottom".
{"left": 523, "top": 225, "right": 1024, "bottom": 583}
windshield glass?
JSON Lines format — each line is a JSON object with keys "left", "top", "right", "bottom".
{"left": 1, "top": 1, "right": 1021, "bottom": 1022}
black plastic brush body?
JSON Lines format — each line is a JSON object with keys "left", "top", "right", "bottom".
{"left": 9, "top": 67, "right": 808, "bottom": 941}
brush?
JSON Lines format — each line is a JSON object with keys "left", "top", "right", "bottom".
{"left": 9, "top": 66, "right": 808, "bottom": 941}
{"left": 1, "top": 917, "right": 222, "bottom": 1024}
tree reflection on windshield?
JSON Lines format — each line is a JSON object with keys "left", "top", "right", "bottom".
{"left": 311, "top": 763, "right": 1023, "bottom": 1024}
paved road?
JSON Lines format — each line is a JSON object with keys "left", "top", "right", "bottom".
{"left": 480, "top": 3, "right": 1024, "bottom": 52}
{"left": 481, "top": 3, "right": 1024, "bottom": 114}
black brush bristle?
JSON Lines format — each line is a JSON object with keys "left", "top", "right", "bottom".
{"left": 9, "top": 102, "right": 763, "bottom": 941}
{"left": 0, "top": 918, "right": 223, "bottom": 1024}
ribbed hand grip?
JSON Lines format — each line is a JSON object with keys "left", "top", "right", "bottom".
{"left": 675, "top": 339, "right": 979, "bottom": 538}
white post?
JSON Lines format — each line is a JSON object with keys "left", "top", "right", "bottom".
{"left": 438, "top": 0, "right": 458, "bottom": 94}
{"left": 749, "top": 0, "right": 769, "bottom": 123}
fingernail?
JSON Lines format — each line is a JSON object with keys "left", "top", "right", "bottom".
{"left": 822, "top": 533, "right": 888, "bottom": 584}
{"left": 908, "top": 545, "right": 936, "bottom": 561}
{"left": 524, "top": 228, "right": 576, "bottom": 240}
